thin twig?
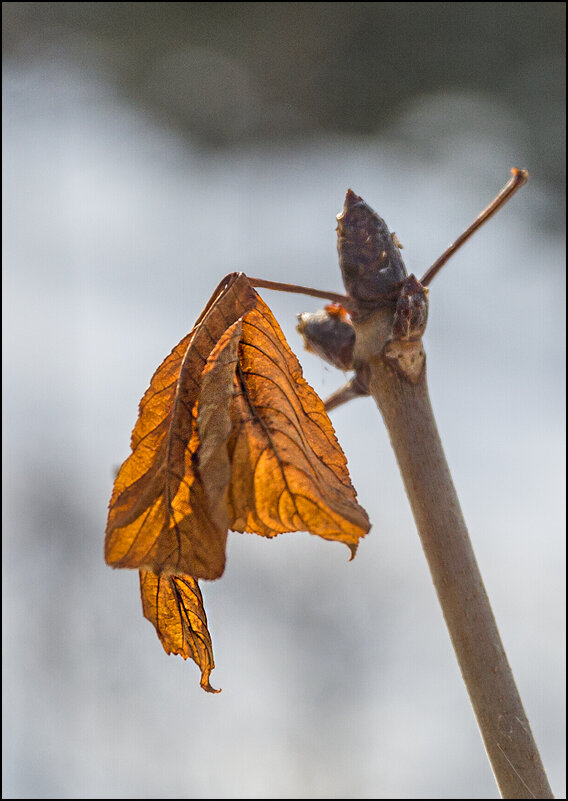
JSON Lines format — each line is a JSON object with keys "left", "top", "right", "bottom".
{"left": 249, "top": 276, "right": 354, "bottom": 311}
{"left": 323, "top": 374, "right": 370, "bottom": 412}
{"left": 420, "top": 169, "right": 529, "bottom": 287}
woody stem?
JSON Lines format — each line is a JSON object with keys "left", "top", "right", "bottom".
{"left": 352, "top": 309, "right": 553, "bottom": 799}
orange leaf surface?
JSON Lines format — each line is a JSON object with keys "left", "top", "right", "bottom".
{"left": 105, "top": 274, "right": 257, "bottom": 579}
{"left": 106, "top": 272, "right": 370, "bottom": 689}
{"left": 139, "top": 570, "right": 219, "bottom": 693}
{"left": 226, "top": 297, "right": 369, "bottom": 552}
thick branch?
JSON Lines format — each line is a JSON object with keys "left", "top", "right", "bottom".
{"left": 352, "top": 310, "right": 553, "bottom": 799}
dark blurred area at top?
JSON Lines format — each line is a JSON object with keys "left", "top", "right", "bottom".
{"left": 3, "top": 2, "right": 565, "bottom": 228}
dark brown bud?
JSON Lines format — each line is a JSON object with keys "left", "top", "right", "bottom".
{"left": 391, "top": 274, "right": 429, "bottom": 342}
{"left": 296, "top": 303, "right": 355, "bottom": 371}
{"left": 336, "top": 189, "right": 407, "bottom": 316}
{"left": 383, "top": 274, "right": 428, "bottom": 383}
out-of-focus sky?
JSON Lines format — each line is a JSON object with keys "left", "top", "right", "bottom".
{"left": 3, "top": 3, "right": 565, "bottom": 798}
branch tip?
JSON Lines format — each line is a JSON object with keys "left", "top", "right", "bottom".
{"left": 420, "top": 168, "right": 530, "bottom": 287}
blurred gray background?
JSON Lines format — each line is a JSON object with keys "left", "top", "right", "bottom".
{"left": 3, "top": 3, "right": 565, "bottom": 798}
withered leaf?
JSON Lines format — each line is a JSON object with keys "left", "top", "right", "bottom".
{"left": 226, "top": 297, "right": 369, "bottom": 553}
{"left": 106, "top": 272, "right": 369, "bottom": 576}
{"left": 139, "top": 570, "right": 219, "bottom": 693}
{"left": 105, "top": 273, "right": 257, "bottom": 580}
{"left": 106, "top": 272, "right": 370, "bottom": 689}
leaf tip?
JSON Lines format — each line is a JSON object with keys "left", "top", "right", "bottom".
{"left": 201, "top": 674, "right": 222, "bottom": 694}
{"left": 347, "top": 542, "right": 359, "bottom": 561}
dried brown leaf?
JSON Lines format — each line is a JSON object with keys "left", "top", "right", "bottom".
{"left": 106, "top": 272, "right": 371, "bottom": 689}
{"left": 105, "top": 273, "right": 257, "bottom": 579}
{"left": 227, "top": 297, "right": 370, "bottom": 553}
{"left": 139, "top": 570, "right": 219, "bottom": 693}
